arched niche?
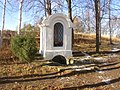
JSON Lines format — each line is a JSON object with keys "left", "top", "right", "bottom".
{"left": 54, "top": 22, "right": 64, "bottom": 47}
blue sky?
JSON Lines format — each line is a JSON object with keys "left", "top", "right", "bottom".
{"left": 0, "top": 0, "right": 34, "bottom": 31}
{"left": 0, "top": 9, "right": 18, "bottom": 30}
{"left": 0, "top": 0, "right": 120, "bottom": 31}
{"left": 0, "top": 0, "right": 65, "bottom": 31}
{"left": 0, "top": 9, "right": 34, "bottom": 31}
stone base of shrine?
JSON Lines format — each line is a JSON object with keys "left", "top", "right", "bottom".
{"left": 39, "top": 50, "right": 72, "bottom": 60}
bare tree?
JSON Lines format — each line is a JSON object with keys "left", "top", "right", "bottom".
{"left": 0, "top": 0, "right": 6, "bottom": 47}
{"left": 52, "top": 0, "right": 65, "bottom": 13}
{"left": 44, "top": 0, "right": 47, "bottom": 16}
{"left": 85, "top": 0, "right": 91, "bottom": 33}
{"left": 2, "top": 0, "right": 6, "bottom": 32}
{"left": 46, "top": 0, "right": 52, "bottom": 16}
{"left": 66, "top": 0, "right": 72, "bottom": 22}
{"left": 99, "top": 0, "right": 106, "bottom": 44}
{"left": 94, "top": 0, "right": 100, "bottom": 53}
{"left": 108, "top": 0, "right": 112, "bottom": 44}
{"left": 66, "top": 0, "right": 74, "bottom": 49}
{"left": 18, "top": 0, "right": 24, "bottom": 34}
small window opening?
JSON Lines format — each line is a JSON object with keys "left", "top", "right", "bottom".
{"left": 54, "top": 23, "right": 63, "bottom": 47}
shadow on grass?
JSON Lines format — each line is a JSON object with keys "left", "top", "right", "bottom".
{"left": 0, "top": 69, "right": 95, "bottom": 84}
{"left": 0, "top": 61, "right": 120, "bottom": 85}
{"left": 98, "top": 61, "right": 120, "bottom": 67}
{"left": 73, "top": 49, "right": 120, "bottom": 57}
{"left": 0, "top": 54, "right": 44, "bottom": 65}
{"left": 61, "top": 77, "right": 120, "bottom": 90}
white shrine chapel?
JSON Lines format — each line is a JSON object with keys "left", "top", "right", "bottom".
{"left": 39, "top": 13, "right": 73, "bottom": 60}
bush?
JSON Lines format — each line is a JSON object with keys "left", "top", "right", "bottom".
{"left": 10, "top": 33, "right": 37, "bottom": 62}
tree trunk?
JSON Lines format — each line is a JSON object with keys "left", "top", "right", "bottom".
{"left": 99, "top": 21, "right": 101, "bottom": 44}
{"left": 66, "top": 0, "right": 74, "bottom": 49}
{"left": 108, "top": 0, "right": 112, "bottom": 44}
{"left": 95, "top": 0, "right": 100, "bottom": 53}
{"left": 46, "top": 0, "right": 51, "bottom": 16}
{"left": 87, "top": 10, "right": 90, "bottom": 33}
{"left": 44, "top": 0, "right": 47, "bottom": 16}
{"left": 67, "top": 0, "right": 72, "bottom": 22}
{"left": 86, "top": 0, "right": 90, "bottom": 33}
{"left": 99, "top": 0, "right": 105, "bottom": 44}
{"left": 18, "top": 0, "right": 23, "bottom": 35}
{"left": 0, "top": 0, "right": 6, "bottom": 47}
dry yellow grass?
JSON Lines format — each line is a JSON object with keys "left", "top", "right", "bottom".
{"left": 74, "top": 33, "right": 120, "bottom": 52}
{"left": 1, "top": 31, "right": 120, "bottom": 59}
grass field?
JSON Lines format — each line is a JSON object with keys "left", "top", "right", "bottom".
{"left": 0, "top": 32, "right": 120, "bottom": 90}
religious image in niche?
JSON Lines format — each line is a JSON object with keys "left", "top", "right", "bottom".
{"left": 54, "top": 22, "right": 63, "bottom": 47}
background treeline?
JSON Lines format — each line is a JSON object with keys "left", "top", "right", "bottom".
{"left": 0, "top": 0, "right": 120, "bottom": 52}
{"left": 0, "top": 0, "right": 120, "bottom": 36}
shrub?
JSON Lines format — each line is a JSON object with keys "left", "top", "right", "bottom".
{"left": 10, "top": 33, "right": 37, "bottom": 62}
